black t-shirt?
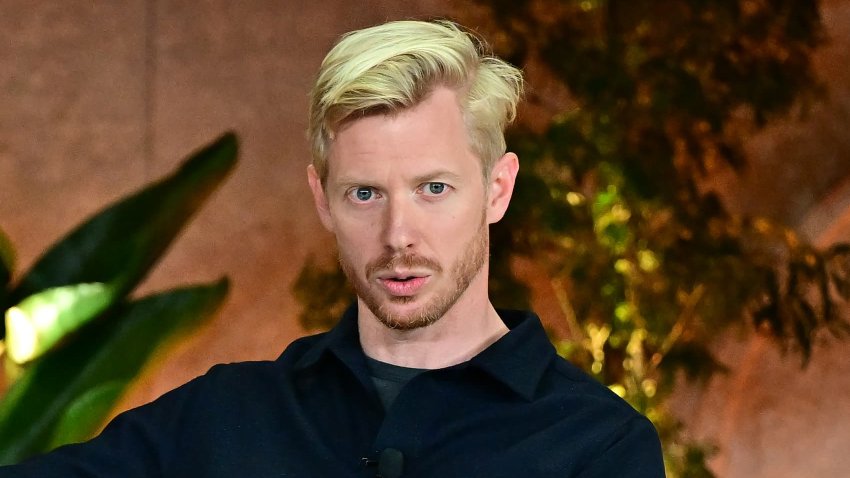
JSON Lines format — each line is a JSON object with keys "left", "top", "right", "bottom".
{"left": 365, "top": 356, "right": 426, "bottom": 410}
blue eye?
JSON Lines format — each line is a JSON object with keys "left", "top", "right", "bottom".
{"left": 424, "top": 182, "right": 447, "bottom": 195}
{"left": 356, "top": 188, "right": 371, "bottom": 201}
{"left": 354, "top": 187, "right": 373, "bottom": 201}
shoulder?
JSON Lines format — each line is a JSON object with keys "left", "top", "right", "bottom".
{"left": 183, "top": 329, "right": 334, "bottom": 392}
{"left": 114, "top": 331, "right": 335, "bottom": 434}
{"left": 186, "top": 330, "right": 331, "bottom": 388}
{"left": 496, "top": 309, "right": 643, "bottom": 422}
{"left": 541, "top": 355, "right": 644, "bottom": 423}
{"left": 534, "top": 356, "right": 663, "bottom": 474}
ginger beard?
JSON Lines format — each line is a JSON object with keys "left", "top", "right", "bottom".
{"left": 340, "top": 211, "right": 489, "bottom": 331}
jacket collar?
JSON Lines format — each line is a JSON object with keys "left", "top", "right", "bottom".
{"left": 293, "top": 305, "right": 555, "bottom": 401}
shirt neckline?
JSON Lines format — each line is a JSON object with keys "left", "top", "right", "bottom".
{"left": 291, "top": 305, "right": 555, "bottom": 401}
{"left": 364, "top": 355, "right": 427, "bottom": 382}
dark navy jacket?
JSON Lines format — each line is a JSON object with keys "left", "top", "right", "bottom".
{"left": 1, "top": 308, "right": 665, "bottom": 477}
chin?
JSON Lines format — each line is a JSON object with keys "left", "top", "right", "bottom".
{"left": 370, "top": 295, "right": 446, "bottom": 331}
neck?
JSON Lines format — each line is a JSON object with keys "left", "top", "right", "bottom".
{"left": 357, "top": 284, "right": 509, "bottom": 369}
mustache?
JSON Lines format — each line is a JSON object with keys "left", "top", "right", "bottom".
{"left": 365, "top": 253, "right": 442, "bottom": 277}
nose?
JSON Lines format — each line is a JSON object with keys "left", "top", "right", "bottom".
{"left": 382, "top": 195, "right": 418, "bottom": 252}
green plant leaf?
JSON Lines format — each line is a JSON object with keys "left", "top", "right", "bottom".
{"left": 0, "top": 278, "right": 229, "bottom": 464}
{"left": 5, "top": 282, "right": 118, "bottom": 364}
{"left": 47, "top": 381, "right": 124, "bottom": 450}
{"left": 5, "top": 132, "right": 238, "bottom": 337}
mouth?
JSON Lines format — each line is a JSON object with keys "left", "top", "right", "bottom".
{"left": 376, "top": 272, "right": 430, "bottom": 296}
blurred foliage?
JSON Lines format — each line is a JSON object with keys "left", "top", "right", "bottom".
{"left": 293, "top": 1, "right": 850, "bottom": 476}
{"left": 0, "top": 133, "right": 238, "bottom": 464}
{"left": 293, "top": 255, "right": 353, "bottom": 332}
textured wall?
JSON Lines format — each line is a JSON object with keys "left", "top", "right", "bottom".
{"left": 713, "top": 0, "right": 850, "bottom": 228}
{"left": 2, "top": 1, "right": 850, "bottom": 477}
{"left": 0, "top": 0, "right": 449, "bottom": 411}
{"left": 671, "top": 1, "right": 850, "bottom": 476}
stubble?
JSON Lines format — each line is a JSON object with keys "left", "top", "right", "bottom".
{"left": 340, "top": 213, "right": 489, "bottom": 330}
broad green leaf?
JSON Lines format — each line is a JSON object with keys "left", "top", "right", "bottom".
{"left": 48, "top": 381, "right": 124, "bottom": 449}
{"left": 0, "top": 278, "right": 228, "bottom": 464}
{"left": 5, "top": 132, "right": 238, "bottom": 336}
{"left": 5, "top": 283, "right": 117, "bottom": 364}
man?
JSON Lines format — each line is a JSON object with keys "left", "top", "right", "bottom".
{"left": 2, "top": 19, "right": 664, "bottom": 477}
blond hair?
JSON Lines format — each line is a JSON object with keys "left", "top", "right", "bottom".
{"left": 308, "top": 20, "right": 523, "bottom": 183}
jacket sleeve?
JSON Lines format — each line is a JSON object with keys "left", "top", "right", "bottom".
{"left": 576, "top": 415, "right": 666, "bottom": 478}
{"left": 0, "top": 371, "right": 206, "bottom": 478}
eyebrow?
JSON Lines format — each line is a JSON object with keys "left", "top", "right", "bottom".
{"left": 412, "top": 170, "right": 464, "bottom": 184}
{"left": 334, "top": 170, "right": 464, "bottom": 189}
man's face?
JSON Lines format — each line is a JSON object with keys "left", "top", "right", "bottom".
{"left": 308, "top": 87, "right": 517, "bottom": 330}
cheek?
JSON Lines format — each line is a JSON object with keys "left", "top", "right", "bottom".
{"left": 333, "top": 219, "right": 378, "bottom": 255}
{"left": 335, "top": 229, "right": 367, "bottom": 252}
{"left": 335, "top": 235, "right": 368, "bottom": 278}
{"left": 429, "top": 210, "right": 483, "bottom": 249}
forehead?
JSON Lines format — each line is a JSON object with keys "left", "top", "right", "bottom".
{"left": 326, "top": 88, "right": 480, "bottom": 183}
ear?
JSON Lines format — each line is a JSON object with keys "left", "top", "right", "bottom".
{"left": 485, "top": 152, "right": 519, "bottom": 225}
{"left": 307, "top": 164, "right": 335, "bottom": 232}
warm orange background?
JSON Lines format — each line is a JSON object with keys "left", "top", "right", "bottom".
{"left": 1, "top": 1, "right": 849, "bottom": 476}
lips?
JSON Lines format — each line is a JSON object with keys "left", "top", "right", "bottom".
{"left": 377, "top": 273, "right": 429, "bottom": 296}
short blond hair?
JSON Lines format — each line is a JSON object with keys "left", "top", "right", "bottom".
{"left": 308, "top": 20, "right": 523, "bottom": 184}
